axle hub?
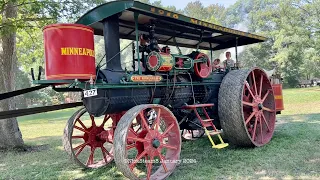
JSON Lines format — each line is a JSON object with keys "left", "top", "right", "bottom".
{"left": 152, "top": 139, "right": 161, "bottom": 148}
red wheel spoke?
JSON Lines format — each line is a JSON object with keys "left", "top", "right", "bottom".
{"left": 252, "top": 117, "right": 258, "bottom": 141}
{"left": 129, "top": 127, "right": 138, "bottom": 137}
{"left": 263, "top": 107, "right": 274, "bottom": 112}
{"left": 161, "top": 143, "right": 178, "bottom": 150}
{"left": 126, "top": 144, "right": 136, "bottom": 150}
{"left": 139, "top": 112, "right": 151, "bottom": 133}
{"left": 67, "top": 110, "right": 117, "bottom": 168}
{"left": 76, "top": 118, "right": 87, "bottom": 130}
{"left": 101, "top": 115, "right": 110, "bottom": 127}
{"left": 259, "top": 117, "right": 263, "bottom": 143}
{"left": 90, "top": 115, "right": 96, "bottom": 127}
{"left": 245, "top": 112, "right": 256, "bottom": 125}
{"left": 101, "top": 146, "right": 112, "bottom": 163}
{"left": 101, "top": 147, "right": 108, "bottom": 163}
{"left": 74, "top": 142, "right": 88, "bottom": 156}
{"left": 262, "top": 90, "right": 270, "bottom": 102}
{"left": 74, "top": 142, "right": 87, "bottom": 150}
{"left": 132, "top": 123, "right": 142, "bottom": 132}
{"left": 116, "top": 105, "right": 182, "bottom": 177}
{"left": 153, "top": 108, "right": 161, "bottom": 131}
{"left": 259, "top": 75, "right": 263, "bottom": 97}
{"left": 74, "top": 125, "right": 89, "bottom": 134}
{"left": 243, "top": 94, "right": 250, "bottom": 102}
{"left": 127, "top": 136, "right": 149, "bottom": 143}
{"left": 147, "top": 155, "right": 154, "bottom": 180}
{"left": 261, "top": 113, "right": 271, "bottom": 132}
{"left": 252, "top": 71, "right": 258, "bottom": 95}
{"left": 161, "top": 123, "right": 175, "bottom": 138}
{"left": 101, "top": 146, "right": 112, "bottom": 156}
{"left": 72, "top": 136, "right": 84, "bottom": 139}
{"left": 243, "top": 101, "right": 254, "bottom": 107}
{"left": 158, "top": 152, "right": 168, "bottom": 172}
{"left": 245, "top": 82, "right": 256, "bottom": 99}
{"left": 135, "top": 126, "right": 142, "bottom": 133}
{"left": 129, "top": 150, "right": 148, "bottom": 170}
{"left": 86, "top": 148, "right": 95, "bottom": 166}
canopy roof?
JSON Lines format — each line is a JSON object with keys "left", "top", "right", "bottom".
{"left": 76, "top": 0, "right": 266, "bottom": 51}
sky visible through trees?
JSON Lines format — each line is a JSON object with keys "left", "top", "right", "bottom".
{"left": 153, "top": 0, "right": 237, "bottom": 9}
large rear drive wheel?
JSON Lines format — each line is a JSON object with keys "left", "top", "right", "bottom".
{"left": 114, "top": 104, "right": 181, "bottom": 180}
{"left": 218, "top": 68, "right": 276, "bottom": 147}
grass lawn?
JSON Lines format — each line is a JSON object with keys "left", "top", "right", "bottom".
{"left": 0, "top": 87, "right": 320, "bottom": 179}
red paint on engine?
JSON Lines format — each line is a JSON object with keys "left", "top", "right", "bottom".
{"left": 148, "top": 55, "right": 158, "bottom": 68}
{"left": 272, "top": 84, "right": 284, "bottom": 111}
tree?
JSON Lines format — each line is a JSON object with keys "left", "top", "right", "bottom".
{"left": 227, "top": 0, "right": 320, "bottom": 87}
{"left": 205, "top": 4, "right": 226, "bottom": 25}
{"left": 0, "top": 1, "right": 24, "bottom": 148}
{"left": 184, "top": 1, "right": 207, "bottom": 20}
{"left": 0, "top": 0, "right": 105, "bottom": 149}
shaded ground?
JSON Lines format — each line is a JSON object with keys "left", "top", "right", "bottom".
{"left": 0, "top": 87, "right": 319, "bottom": 180}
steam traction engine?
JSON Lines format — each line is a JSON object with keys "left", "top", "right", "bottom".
{"left": 31, "top": 1, "right": 284, "bottom": 179}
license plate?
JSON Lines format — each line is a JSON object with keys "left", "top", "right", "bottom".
{"left": 83, "top": 89, "right": 97, "bottom": 98}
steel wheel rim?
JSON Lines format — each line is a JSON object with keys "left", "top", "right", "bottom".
{"left": 115, "top": 105, "right": 181, "bottom": 180}
{"left": 242, "top": 68, "right": 276, "bottom": 146}
{"left": 69, "top": 109, "right": 116, "bottom": 168}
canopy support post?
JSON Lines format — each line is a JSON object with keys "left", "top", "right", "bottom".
{"left": 196, "top": 30, "right": 204, "bottom": 52}
{"left": 134, "top": 12, "right": 141, "bottom": 75}
{"left": 132, "top": 41, "right": 135, "bottom": 71}
{"left": 173, "top": 37, "right": 182, "bottom": 55}
{"left": 235, "top": 37, "right": 238, "bottom": 68}
{"left": 209, "top": 43, "right": 213, "bottom": 62}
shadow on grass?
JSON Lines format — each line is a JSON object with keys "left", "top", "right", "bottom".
{"left": 168, "top": 114, "right": 320, "bottom": 179}
{"left": 1, "top": 114, "right": 320, "bottom": 180}
{"left": 0, "top": 136, "right": 121, "bottom": 180}
{"left": 278, "top": 113, "right": 320, "bottom": 121}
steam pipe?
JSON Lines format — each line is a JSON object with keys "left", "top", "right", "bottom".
{"left": 103, "top": 14, "right": 121, "bottom": 71}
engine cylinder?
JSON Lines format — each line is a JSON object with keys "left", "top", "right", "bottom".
{"left": 146, "top": 51, "right": 174, "bottom": 72}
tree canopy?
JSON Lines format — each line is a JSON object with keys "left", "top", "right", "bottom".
{"left": 223, "top": 0, "right": 320, "bottom": 86}
{"left": 5, "top": 0, "right": 318, "bottom": 86}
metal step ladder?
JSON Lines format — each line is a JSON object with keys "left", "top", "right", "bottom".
{"left": 182, "top": 103, "right": 228, "bottom": 149}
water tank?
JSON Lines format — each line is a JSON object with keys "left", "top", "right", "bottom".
{"left": 43, "top": 23, "right": 96, "bottom": 80}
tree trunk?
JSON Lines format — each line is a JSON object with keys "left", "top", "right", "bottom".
{"left": 0, "top": 1, "right": 24, "bottom": 149}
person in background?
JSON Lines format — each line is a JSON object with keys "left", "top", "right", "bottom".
{"left": 223, "top": 51, "right": 235, "bottom": 69}
{"left": 212, "top": 58, "right": 221, "bottom": 71}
